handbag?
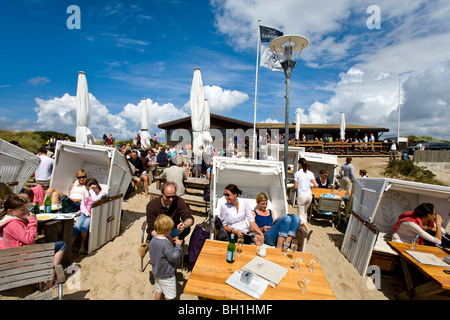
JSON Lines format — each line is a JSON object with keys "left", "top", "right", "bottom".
{"left": 188, "top": 216, "right": 212, "bottom": 264}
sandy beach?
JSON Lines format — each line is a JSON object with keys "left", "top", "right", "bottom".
{"left": 1, "top": 156, "right": 448, "bottom": 300}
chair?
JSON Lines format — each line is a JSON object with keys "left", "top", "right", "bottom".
{"left": 312, "top": 197, "right": 343, "bottom": 228}
{"left": 0, "top": 242, "right": 66, "bottom": 300}
{"left": 139, "top": 221, "right": 186, "bottom": 272}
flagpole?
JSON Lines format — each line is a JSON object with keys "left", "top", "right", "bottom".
{"left": 252, "top": 19, "right": 261, "bottom": 160}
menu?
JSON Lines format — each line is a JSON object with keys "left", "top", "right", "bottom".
{"left": 225, "top": 270, "right": 269, "bottom": 299}
{"left": 242, "top": 256, "right": 288, "bottom": 288}
{"left": 406, "top": 250, "right": 449, "bottom": 267}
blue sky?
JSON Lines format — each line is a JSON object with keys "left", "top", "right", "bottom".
{"left": 1, "top": 0, "right": 449, "bottom": 141}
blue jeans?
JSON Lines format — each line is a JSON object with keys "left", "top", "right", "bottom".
{"left": 73, "top": 214, "right": 90, "bottom": 236}
{"left": 55, "top": 241, "right": 67, "bottom": 253}
{"left": 263, "top": 214, "right": 300, "bottom": 247}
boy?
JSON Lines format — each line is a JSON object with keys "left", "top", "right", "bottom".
{"left": 148, "top": 214, "right": 182, "bottom": 300}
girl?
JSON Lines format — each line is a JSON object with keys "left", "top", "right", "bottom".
{"left": 72, "top": 178, "right": 106, "bottom": 254}
{"left": 0, "top": 195, "right": 66, "bottom": 290}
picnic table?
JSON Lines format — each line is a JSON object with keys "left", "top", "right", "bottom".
{"left": 184, "top": 239, "right": 336, "bottom": 300}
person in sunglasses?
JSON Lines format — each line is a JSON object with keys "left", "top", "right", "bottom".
{"left": 47, "top": 169, "right": 89, "bottom": 212}
{"left": 145, "top": 181, "right": 194, "bottom": 243}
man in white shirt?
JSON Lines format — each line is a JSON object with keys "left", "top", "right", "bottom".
{"left": 389, "top": 140, "right": 397, "bottom": 161}
{"left": 35, "top": 147, "right": 54, "bottom": 190}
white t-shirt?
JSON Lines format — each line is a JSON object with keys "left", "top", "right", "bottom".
{"left": 294, "top": 169, "right": 315, "bottom": 197}
{"left": 35, "top": 155, "right": 54, "bottom": 181}
{"left": 392, "top": 221, "right": 442, "bottom": 245}
{"left": 220, "top": 199, "right": 254, "bottom": 233}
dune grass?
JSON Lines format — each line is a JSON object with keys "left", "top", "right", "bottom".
{"left": 0, "top": 129, "right": 44, "bottom": 153}
{"left": 382, "top": 159, "right": 446, "bottom": 186}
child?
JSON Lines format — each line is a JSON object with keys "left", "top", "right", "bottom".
{"left": 148, "top": 214, "right": 182, "bottom": 300}
{"left": 359, "top": 169, "right": 368, "bottom": 178}
{"left": 0, "top": 195, "right": 66, "bottom": 289}
{"left": 72, "top": 178, "right": 106, "bottom": 254}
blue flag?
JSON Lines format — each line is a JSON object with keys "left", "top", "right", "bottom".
{"left": 260, "top": 25, "right": 283, "bottom": 43}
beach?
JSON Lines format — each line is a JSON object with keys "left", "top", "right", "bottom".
{"left": 57, "top": 156, "right": 409, "bottom": 300}
{"left": 2, "top": 155, "right": 448, "bottom": 300}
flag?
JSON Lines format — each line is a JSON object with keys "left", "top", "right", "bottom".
{"left": 260, "top": 25, "right": 283, "bottom": 43}
{"left": 260, "top": 45, "right": 283, "bottom": 71}
{"left": 259, "top": 25, "right": 284, "bottom": 71}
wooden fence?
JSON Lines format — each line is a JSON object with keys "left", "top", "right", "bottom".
{"left": 288, "top": 141, "right": 389, "bottom": 155}
{"left": 413, "top": 150, "right": 450, "bottom": 163}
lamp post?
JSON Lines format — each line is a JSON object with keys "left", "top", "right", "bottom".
{"left": 269, "top": 35, "right": 309, "bottom": 189}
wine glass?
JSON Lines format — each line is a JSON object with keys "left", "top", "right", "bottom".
{"left": 237, "top": 235, "right": 244, "bottom": 256}
{"left": 282, "top": 240, "right": 290, "bottom": 256}
{"left": 295, "top": 255, "right": 303, "bottom": 271}
{"left": 298, "top": 268, "right": 312, "bottom": 294}
{"left": 290, "top": 239, "right": 298, "bottom": 265}
{"left": 309, "top": 253, "right": 317, "bottom": 272}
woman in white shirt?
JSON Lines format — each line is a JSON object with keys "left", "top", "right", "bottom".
{"left": 392, "top": 203, "right": 443, "bottom": 245}
{"left": 294, "top": 158, "right": 318, "bottom": 239}
{"left": 48, "top": 169, "right": 89, "bottom": 212}
{"left": 219, "top": 184, "right": 264, "bottom": 243}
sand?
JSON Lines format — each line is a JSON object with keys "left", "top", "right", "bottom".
{"left": 2, "top": 156, "right": 448, "bottom": 300}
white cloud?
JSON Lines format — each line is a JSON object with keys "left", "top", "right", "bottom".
{"left": 212, "top": 0, "right": 450, "bottom": 140}
{"left": 28, "top": 76, "right": 50, "bottom": 86}
{"left": 183, "top": 85, "right": 249, "bottom": 114}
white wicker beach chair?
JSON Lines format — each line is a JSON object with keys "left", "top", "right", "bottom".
{"left": 0, "top": 138, "right": 40, "bottom": 193}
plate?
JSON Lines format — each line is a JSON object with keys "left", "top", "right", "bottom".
{"left": 36, "top": 214, "right": 54, "bottom": 222}
{"left": 53, "top": 213, "right": 76, "bottom": 220}
{"left": 39, "top": 204, "right": 61, "bottom": 212}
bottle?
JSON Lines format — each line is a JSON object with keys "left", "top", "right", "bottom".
{"left": 61, "top": 198, "right": 67, "bottom": 212}
{"left": 34, "top": 201, "right": 40, "bottom": 214}
{"left": 226, "top": 233, "right": 236, "bottom": 263}
{"left": 44, "top": 193, "right": 52, "bottom": 213}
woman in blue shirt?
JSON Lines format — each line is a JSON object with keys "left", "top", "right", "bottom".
{"left": 251, "top": 192, "right": 300, "bottom": 249}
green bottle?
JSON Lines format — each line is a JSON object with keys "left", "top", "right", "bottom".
{"left": 226, "top": 233, "right": 236, "bottom": 263}
{"left": 44, "top": 193, "right": 52, "bottom": 213}
{"left": 61, "top": 198, "right": 67, "bottom": 212}
{"left": 34, "top": 201, "right": 40, "bottom": 214}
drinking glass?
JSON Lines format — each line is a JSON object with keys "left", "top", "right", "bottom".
{"left": 290, "top": 239, "right": 299, "bottom": 265}
{"left": 237, "top": 235, "right": 244, "bottom": 256}
{"left": 307, "top": 253, "right": 317, "bottom": 272}
{"left": 282, "top": 240, "right": 289, "bottom": 256}
{"left": 298, "top": 268, "right": 312, "bottom": 293}
{"left": 410, "top": 237, "right": 419, "bottom": 251}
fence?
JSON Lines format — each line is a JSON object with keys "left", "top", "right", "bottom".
{"left": 288, "top": 141, "right": 389, "bottom": 155}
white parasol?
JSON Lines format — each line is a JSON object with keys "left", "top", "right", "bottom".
{"left": 340, "top": 112, "right": 346, "bottom": 141}
{"left": 295, "top": 111, "right": 300, "bottom": 140}
{"left": 190, "top": 68, "right": 212, "bottom": 175}
{"left": 140, "top": 98, "right": 152, "bottom": 149}
{"left": 75, "top": 71, "right": 96, "bottom": 144}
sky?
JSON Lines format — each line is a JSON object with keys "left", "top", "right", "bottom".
{"left": 1, "top": 0, "right": 450, "bottom": 142}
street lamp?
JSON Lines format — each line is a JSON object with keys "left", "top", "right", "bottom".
{"left": 269, "top": 35, "right": 309, "bottom": 188}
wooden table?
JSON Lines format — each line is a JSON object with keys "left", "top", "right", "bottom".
{"left": 388, "top": 241, "right": 450, "bottom": 299}
{"left": 184, "top": 240, "right": 336, "bottom": 300}
{"left": 37, "top": 215, "right": 75, "bottom": 267}
{"left": 184, "top": 177, "right": 209, "bottom": 190}
{"left": 311, "top": 188, "right": 346, "bottom": 199}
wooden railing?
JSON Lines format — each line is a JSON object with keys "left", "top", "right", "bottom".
{"left": 287, "top": 141, "right": 389, "bottom": 155}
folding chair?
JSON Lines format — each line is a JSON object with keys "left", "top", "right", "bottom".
{"left": 313, "top": 197, "right": 343, "bottom": 228}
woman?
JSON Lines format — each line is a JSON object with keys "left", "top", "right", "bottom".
{"left": 293, "top": 158, "right": 318, "bottom": 239}
{"left": 73, "top": 178, "right": 106, "bottom": 254}
{"left": 251, "top": 192, "right": 300, "bottom": 249}
{"left": 48, "top": 169, "right": 89, "bottom": 212}
{"left": 219, "top": 184, "right": 264, "bottom": 244}
{"left": 392, "top": 203, "right": 443, "bottom": 246}
{"left": 315, "top": 170, "right": 330, "bottom": 188}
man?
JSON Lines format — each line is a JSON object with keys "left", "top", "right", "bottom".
{"left": 338, "top": 156, "right": 355, "bottom": 194}
{"left": 146, "top": 181, "right": 194, "bottom": 243}
{"left": 390, "top": 140, "right": 397, "bottom": 161}
{"left": 156, "top": 147, "right": 168, "bottom": 168}
{"left": 35, "top": 147, "right": 55, "bottom": 190}
{"left": 159, "top": 157, "right": 187, "bottom": 196}
{"left": 128, "top": 151, "right": 144, "bottom": 196}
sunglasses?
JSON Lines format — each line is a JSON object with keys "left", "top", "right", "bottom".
{"left": 163, "top": 193, "right": 177, "bottom": 200}
{"left": 77, "top": 176, "right": 87, "bottom": 179}
{"left": 223, "top": 193, "right": 232, "bottom": 197}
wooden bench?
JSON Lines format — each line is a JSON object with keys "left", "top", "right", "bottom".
{"left": 148, "top": 189, "right": 209, "bottom": 211}
{"left": 0, "top": 243, "right": 66, "bottom": 300}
